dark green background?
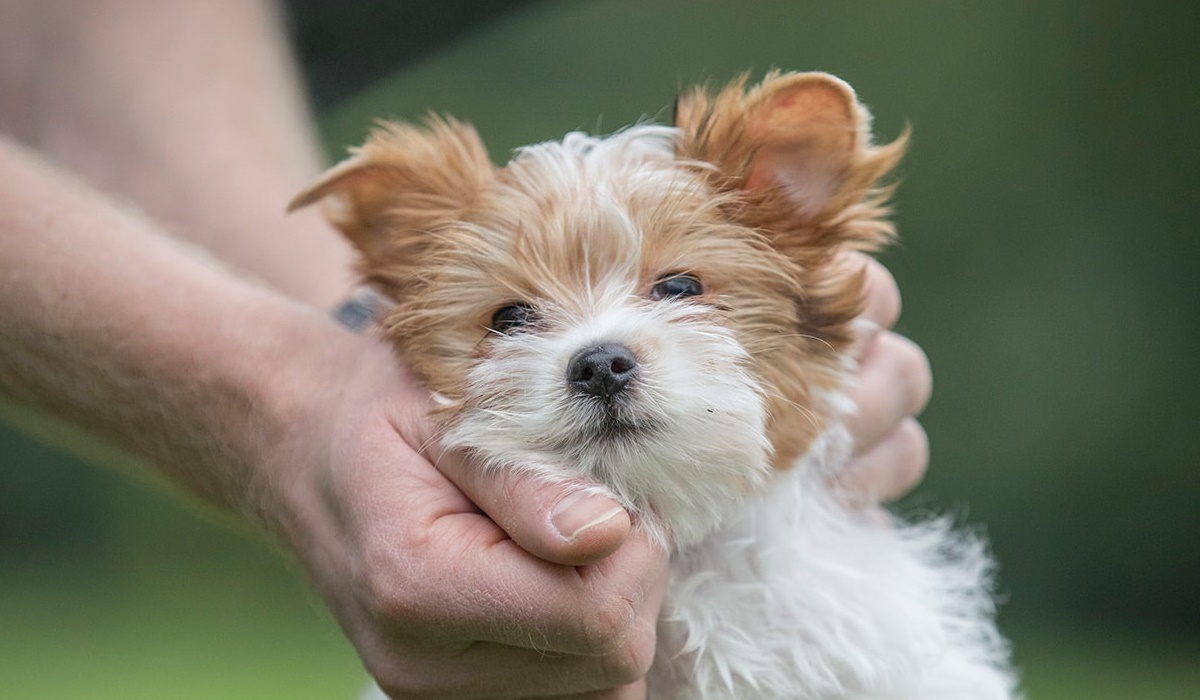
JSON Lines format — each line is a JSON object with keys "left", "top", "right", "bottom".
{"left": 3, "top": 1, "right": 1198, "bottom": 697}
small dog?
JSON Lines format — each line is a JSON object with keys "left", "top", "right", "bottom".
{"left": 292, "top": 72, "right": 1017, "bottom": 699}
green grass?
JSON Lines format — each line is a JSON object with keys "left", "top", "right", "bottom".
{"left": 1, "top": 584, "right": 361, "bottom": 700}
{"left": 0, "top": 505, "right": 365, "bottom": 700}
{"left": 1011, "top": 621, "right": 1200, "bottom": 700}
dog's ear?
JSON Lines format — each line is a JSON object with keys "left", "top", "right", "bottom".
{"left": 288, "top": 116, "right": 494, "bottom": 262}
{"left": 675, "top": 72, "right": 906, "bottom": 250}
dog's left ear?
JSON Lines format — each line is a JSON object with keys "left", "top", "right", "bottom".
{"left": 288, "top": 116, "right": 494, "bottom": 264}
{"left": 675, "top": 72, "right": 906, "bottom": 248}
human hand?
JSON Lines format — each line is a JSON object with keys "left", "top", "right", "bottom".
{"left": 838, "top": 255, "right": 933, "bottom": 504}
{"left": 260, "top": 331, "right": 666, "bottom": 699}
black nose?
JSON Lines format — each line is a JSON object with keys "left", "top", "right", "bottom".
{"left": 567, "top": 344, "right": 639, "bottom": 399}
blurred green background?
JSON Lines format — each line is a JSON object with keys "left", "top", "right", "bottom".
{"left": 3, "top": 1, "right": 1198, "bottom": 698}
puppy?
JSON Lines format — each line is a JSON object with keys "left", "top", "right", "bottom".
{"left": 292, "top": 72, "right": 1017, "bottom": 699}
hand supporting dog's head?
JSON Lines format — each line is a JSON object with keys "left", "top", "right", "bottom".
{"left": 292, "top": 72, "right": 905, "bottom": 547}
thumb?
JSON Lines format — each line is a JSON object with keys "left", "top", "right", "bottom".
{"left": 437, "top": 451, "right": 633, "bottom": 566}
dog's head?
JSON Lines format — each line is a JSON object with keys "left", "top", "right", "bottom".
{"left": 292, "top": 72, "right": 904, "bottom": 546}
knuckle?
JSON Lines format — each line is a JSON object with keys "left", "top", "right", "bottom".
{"left": 374, "top": 676, "right": 439, "bottom": 700}
{"left": 864, "top": 259, "right": 902, "bottom": 328}
{"left": 372, "top": 675, "right": 408, "bottom": 700}
{"left": 886, "top": 333, "right": 933, "bottom": 415}
{"left": 598, "top": 618, "right": 657, "bottom": 685}
{"left": 362, "top": 556, "right": 423, "bottom": 627}
{"left": 365, "top": 655, "right": 439, "bottom": 700}
{"left": 581, "top": 593, "right": 638, "bottom": 656}
{"left": 895, "top": 419, "right": 930, "bottom": 490}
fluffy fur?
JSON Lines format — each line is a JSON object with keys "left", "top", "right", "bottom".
{"left": 293, "top": 72, "right": 1017, "bottom": 699}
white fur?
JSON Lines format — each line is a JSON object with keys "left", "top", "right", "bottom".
{"left": 649, "top": 419, "right": 1017, "bottom": 699}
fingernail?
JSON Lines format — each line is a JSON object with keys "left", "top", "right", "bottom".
{"left": 551, "top": 489, "right": 624, "bottom": 541}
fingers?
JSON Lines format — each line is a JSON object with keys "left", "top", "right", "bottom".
{"left": 362, "top": 524, "right": 668, "bottom": 698}
{"left": 370, "top": 641, "right": 653, "bottom": 700}
{"left": 339, "top": 440, "right": 667, "bottom": 698}
{"left": 435, "top": 451, "right": 633, "bottom": 566}
{"left": 857, "top": 255, "right": 902, "bottom": 332}
{"left": 414, "top": 521, "right": 667, "bottom": 656}
{"left": 836, "top": 254, "right": 932, "bottom": 504}
{"left": 837, "top": 417, "right": 929, "bottom": 504}
{"left": 843, "top": 331, "right": 932, "bottom": 454}
{"left": 367, "top": 638, "right": 653, "bottom": 699}
{"left": 845, "top": 255, "right": 902, "bottom": 361}
{"left": 551, "top": 679, "right": 647, "bottom": 699}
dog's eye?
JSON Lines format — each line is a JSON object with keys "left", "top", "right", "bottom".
{"left": 651, "top": 274, "right": 704, "bottom": 300}
{"left": 490, "top": 303, "right": 536, "bottom": 333}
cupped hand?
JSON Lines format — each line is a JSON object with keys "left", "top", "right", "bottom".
{"left": 260, "top": 330, "right": 667, "bottom": 699}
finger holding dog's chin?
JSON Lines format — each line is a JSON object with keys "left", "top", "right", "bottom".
{"left": 393, "top": 384, "right": 637, "bottom": 567}
{"left": 432, "top": 450, "right": 635, "bottom": 567}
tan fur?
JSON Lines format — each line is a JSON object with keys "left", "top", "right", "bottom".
{"left": 294, "top": 72, "right": 905, "bottom": 471}
{"left": 287, "top": 116, "right": 494, "bottom": 272}
{"left": 674, "top": 72, "right": 907, "bottom": 465}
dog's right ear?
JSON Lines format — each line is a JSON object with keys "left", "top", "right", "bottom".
{"left": 288, "top": 116, "right": 494, "bottom": 262}
{"left": 674, "top": 72, "right": 905, "bottom": 252}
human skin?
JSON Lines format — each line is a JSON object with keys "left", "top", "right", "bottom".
{"left": 0, "top": 0, "right": 356, "bottom": 309}
{"left": 0, "top": 1, "right": 931, "bottom": 697}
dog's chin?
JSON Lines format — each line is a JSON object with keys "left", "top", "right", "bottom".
{"left": 573, "top": 398, "right": 666, "bottom": 447}
{"left": 444, "top": 389, "right": 772, "bottom": 550}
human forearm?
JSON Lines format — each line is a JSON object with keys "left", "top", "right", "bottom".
{"left": 3, "top": 0, "right": 354, "bottom": 309}
{"left": 0, "top": 138, "right": 349, "bottom": 510}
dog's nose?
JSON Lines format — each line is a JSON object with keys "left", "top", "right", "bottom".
{"left": 567, "top": 344, "right": 639, "bottom": 399}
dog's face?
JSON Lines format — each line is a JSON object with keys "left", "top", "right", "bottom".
{"left": 292, "top": 73, "right": 904, "bottom": 546}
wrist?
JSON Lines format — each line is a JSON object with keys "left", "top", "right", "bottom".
{"left": 241, "top": 304, "right": 406, "bottom": 546}
{"left": 231, "top": 301, "right": 354, "bottom": 526}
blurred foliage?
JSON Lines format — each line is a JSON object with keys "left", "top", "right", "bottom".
{"left": 2, "top": 0, "right": 1198, "bottom": 697}
{"left": 287, "top": 0, "right": 537, "bottom": 109}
